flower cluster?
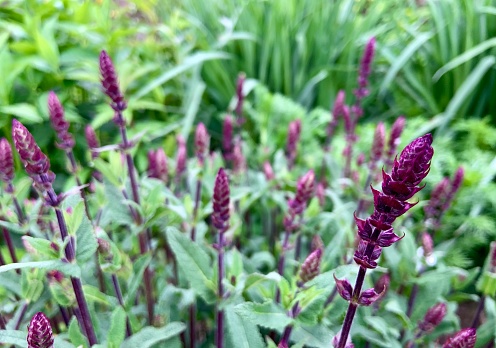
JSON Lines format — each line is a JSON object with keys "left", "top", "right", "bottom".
{"left": 148, "top": 148, "right": 168, "bottom": 183}
{"left": 0, "top": 138, "right": 15, "bottom": 192}
{"left": 283, "top": 170, "right": 315, "bottom": 232}
{"left": 286, "top": 119, "right": 302, "bottom": 168}
{"left": 48, "top": 91, "right": 75, "bottom": 150}
{"left": 27, "top": 312, "right": 54, "bottom": 348}
{"left": 99, "top": 50, "right": 126, "bottom": 112}
{"left": 212, "top": 168, "right": 230, "bottom": 233}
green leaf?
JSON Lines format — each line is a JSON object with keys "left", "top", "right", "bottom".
{"left": 121, "top": 322, "right": 186, "bottom": 348}
{"left": 68, "top": 317, "right": 87, "bottom": 348}
{"left": 21, "top": 236, "right": 59, "bottom": 259}
{"left": 0, "top": 261, "right": 80, "bottom": 278}
{"left": 75, "top": 212, "right": 98, "bottom": 264}
{"left": 291, "top": 324, "right": 335, "bottom": 348}
{"left": 235, "top": 301, "right": 292, "bottom": 331}
{"left": 225, "top": 304, "right": 265, "bottom": 348}
{"left": 166, "top": 227, "right": 216, "bottom": 302}
{"left": 133, "top": 51, "right": 230, "bottom": 99}
{"left": 21, "top": 269, "right": 44, "bottom": 302}
{"left": 0, "top": 330, "right": 26, "bottom": 346}
{"left": 107, "top": 306, "right": 126, "bottom": 348}
{"left": 124, "top": 254, "right": 151, "bottom": 307}
{"left": 0, "top": 104, "right": 43, "bottom": 123}
{"left": 83, "top": 285, "right": 118, "bottom": 306}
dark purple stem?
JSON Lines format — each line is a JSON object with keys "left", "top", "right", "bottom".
{"left": 337, "top": 266, "right": 367, "bottom": 348}
{"left": 471, "top": 295, "right": 485, "bottom": 329}
{"left": 13, "top": 301, "right": 28, "bottom": 330}
{"left": 2, "top": 227, "right": 18, "bottom": 265}
{"left": 216, "top": 232, "right": 225, "bottom": 348}
{"left": 11, "top": 193, "right": 25, "bottom": 224}
{"left": 276, "top": 230, "right": 291, "bottom": 303}
{"left": 190, "top": 178, "right": 203, "bottom": 241}
{"left": 111, "top": 274, "right": 132, "bottom": 337}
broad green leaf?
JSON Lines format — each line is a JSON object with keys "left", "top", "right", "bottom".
{"left": 124, "top": 254, "right": 151, "bottom": 307}
{"left": 21, "top": 236, "right": 59, "bottom": 259}
{"left": 21, "top": 269, "right": 44, "bottom": 302}
{"left": 291, "top": 324, "right": 335, "bottom": 348}
{"left": 235, "top": 301, "right": 292, "bottom": 331}
{"left": 83, "top": 285, "right": 118, "bottom": 306}
{"left": 0, "top": 261, "right": 80, "bottom": 278}
{"left": 0, "top": 104, "right": 43, "bottom": 123}
{"left": 166, "top": 227, "right": 216, "bottom": 302}
{"left": 121, "top": 322, "right": 186, "bottom": 348}
{"left": 75, "top": 212, "right": 98, "bottom": 264}
{"left": 0, "top": 329, "right": 26, "bottom": 346}
{"left": 107, "top": 306, "right": 126, "bottom": 348}
{"left": 225, "top": 304, "right": 264, "bottom": 348}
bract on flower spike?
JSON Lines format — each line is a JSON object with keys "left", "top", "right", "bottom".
{"left": 418, "top": 302, "right": 447, "bottom": 333}
{"left": 85, "top": 125, "right": 100, "bottom": 159}
{"left": 222, "top": 115, "right": 234, "bottom": 161}
{"left": 148, "top": 148, "right": 168, "bottom": 183}
{"left": 299, "top": 248, "right": 322, "bottom": 284}
{"left": 27, "top": 312, "right": 54, "bottom": 348}
{"left": 286, "top": 119, "right": 302, "bottom": 168}
{"left": 212, "top": 168, "right": 230, "bottom": 233}
{"left": 0, "top": 138, "right": 14, "bottom": 187}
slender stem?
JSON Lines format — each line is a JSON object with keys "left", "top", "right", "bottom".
{"left": 216, "top": 232, "right": 225, "bottom": 348}
{"left": 190, "top": 178, "right": 203, "bottom": 241}
{"left": 66, "top": 151, "right": 90, "bottom": 217}
{"left": 276, "top": 230, "right": 291, "bottom": 303}
{"left": 189, "top": 304, "right": 197, "bottom": 348}
{"left": 111, "top": 274, "right": 132, "bottom": 337}
{"left": 59, "top": 305, "right": 70, "bottom": 327}
{"left": 2, "top": 227, "right": 18, "bottom": 264}
{"left": 0, "top": 311, "right": 6, "bottom": 330}
{"left": 325, "top": 286, "right": 338, "bottom": 307}
{"left": 294, "top": 233, "right": 302, "bottom": 270}
{"left": 337, "top": 266, "right": 367, "bottom": 348}
{"left": 471, "top": 295, "right": 485, "bottom": 329}
{"left": 11, "top": 194, "right": 25, "bottom": 224}
{"left": 13, "top": 301, "right": 28, "bottom": 330}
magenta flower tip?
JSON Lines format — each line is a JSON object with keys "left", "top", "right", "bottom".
{"left": 0, "top": 137, "right": 14, "bottom": 184}
{"left": 148, "top": 148, "right": 168, "bottom": 183}
{"left": 419, "top": 302, "right": 447, "bottom": 333}
{"left": 195, "top": 122, "right": 210, "bottom": 164}
{"left": 299, "top": 248, "right": 323, "bottom": 283}
{"left": 334, "top": 274, "right": 353, "bottom": 301}
{"left": 48, "top": 91, "right": 74, "bottom": 150}
{"left": 371, "top": 122, "right": 385, "bottom": 164}
{"left": 12, "top": 119, "right": 51, "bottom": 176}
{"left": 99, "top": 50, "right": 126, "bottom": 111}
{"left": 212, "top": 168, "right": 230, "bottom": 233}
{"left": 27, "top": 312, "right": 54, "bottom": 348}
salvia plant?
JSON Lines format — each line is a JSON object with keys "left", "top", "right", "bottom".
{"left": 0, "top": 39, "right": 493, "bottom": 348}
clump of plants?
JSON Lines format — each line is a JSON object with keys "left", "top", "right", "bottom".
{"left": 0, "top": 38, "right": 493, "bottom": 348}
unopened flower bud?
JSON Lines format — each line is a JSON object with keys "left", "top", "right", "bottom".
{"left": 286, "top": 119, "right": 302, "bottom": 168}
{"left": 418, "top": 302, "right": 447, "bottom": 333}
{"left": 99, "top": 50, "right": 126, "bottom": 111}
{"left": 176, "top": 135, "right": 187, "bottom": 177}
{"left": 334, "top": 274, "right": 353, "bottom": 301}
{"left": 442, "top": 328, "right": 476, "bottom": 348}
{"left": 0, "top": 138, "right": 14, "bottom": 185}
{"left": 12, "top": 119, "right": 51, "bottom": 177}
{"left": 299, "top": 248, "right": 322, "bottom": 284}
{"left": 148, "top": 148, "right": 168, "bottom": 183}
{"left": 222, "top": 115, "right": 234, "bottom": 161}
{"left": 48, "top": 91, "right": 74, "bottom": 150}
{"left": 232, "top": 138, "right": 246, "bottom": 174}
{"left": 47, "top": 270, "right": 64, "bottom": 283}
{"left": 212, "top": 168, "right": 230, "bottom": 233}
{"left": 97, "top": 238, "right": 111, "bottom": 255}
{"left": 332, "top": 330, "right": 354, "bottom": 348}
{"left": 195, "top": 122, "right": 209, "bottom": 165}
{"left": 85, "top": 125, "right": 100, "bottom": 159}
{"left": 263, "top": 161, "right": 275, "bottom": 181}
{"left": 370, "top": 122, "right": 385, "bottom": 166}
{"left": 27, "top": 312, "right": 54, "bottom": 348}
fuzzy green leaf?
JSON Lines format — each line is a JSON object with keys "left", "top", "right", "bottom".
{"left": 225, "top": 304, "right": 265, "bottom": 348}
{"left": 0, "top": 330, "right": 26, "bottom": 346}
{"left": 121, "top": 322, "right": 186, "bottom": 348}
{"left": 166, "top": 227, "right": 216, "bottom": 302}
{"left": 235, "top": 301, "right": 292, "bottom": 331}
{"left": 68, "top": 317, "right": 87, "bottom": 348}
{"left": 21, "top": 236, "right": 59, "bottom": 259}
{"left": 107, "top": 306, "right": 127, "bottom": 348}
{"left": 0, "top": 261, "right": 80, "bottom": 278}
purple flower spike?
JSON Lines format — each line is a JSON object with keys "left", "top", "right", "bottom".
{"left": 442, "top": 328, "right": 476, "bottom": 348}
{"left": 212, "top": 168, "right": 230, "bottom": 233}
{"left": 300, "top": 248, "right": 322, "bottom": 283}
{"left": 232, "top": 138, "right": 246, "bottom": 174}
{"left": 288, "top": 169, "right": 315, "bottom": 216}
{"left": 418, "top": 302, "right": 447, "bottom": 333}
{"left": 222, "top": 115, "right": 234, "bottom": 161}
{"left": 195, "top": 122, "right": 209, "bottom": 165}
{"left": 263, "top": 161, "right": 275, "bottom": 181}
{"left": 328, "top": 90, "right": 346, "bottom": 140}
{"left": 424, "top": 177, "right": 451, "bottom": 220}
{"left": 85, "top": 125, "right": 100, "bottom": 159}
{"left": 355, "top": 37, "right": 376, "bottom": 100}
{"left": 0, "top": 138, "right": 14, "bottom": 185}
{"left": 176, "top": 135, "right": 187, "bottom": 177}
{"left": 421, "top": 232, "right": 434, "bottom": 257}
{"left": 370, "top": 122, "right": 385, "bottom": 167}
{"left": 12, "top": 119, "right": 51, "bottom": 177}
{"left": 27, "top": 312, "right": 54, "bottom": 348}
{"left": 235, "top": 72, "right": 246, "bottom": 122}
{"left": 148, "top": 148, "right": 168, "bottom": 183}
{"left": 286, "top": 119, "right": 302, "bottom": 168}
{"left": 48, "top": 91, "right": 74, "bottom": 150}
{"left": 99, "top": 50, "right": 126, "bottom": 111}
{"left": 385, "top": 116, "right": 406, "bottom": 168}
{"left": 334, "top": 274, "right": 353, "bottom": 301}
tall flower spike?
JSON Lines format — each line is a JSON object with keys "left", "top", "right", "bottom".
{"left": 263, "top": 161, "right": 275, "bottom": 181}
{"left": 212, "top": 168, "right": 230, "bottom": 233}
{"left": 355, "top": 37, "right": 376, "bottom": 100}
{"left": 176, "top": 135, "right": 187, "bottom": 178}
{"left": 27, "top": 312, "right": 54, "bottom": 348}
{"left": 232, "top": 137, "right": 246, "bottom": 174}
{"left": 222, "top": 115, "right": 234, "bottom": 161}
{"left": 385, "top": 116, "right": 406, "bottom": 167}
{"left": 235, "top": 72, "right": 246, "bottom": 123}
{"left": 195, "top": 122, "right": 209, "bottom": 165}
{"left": 48, "top": 91, "right": 74, "bottom": 150}
{"left": 442, "top": 328, "right": 476, "bottom": 348}
{"left": 12, "top": 119, "right": 50, "bottom": 177}
{"left": 99, "top": 50, "right": 126, "bottom": 111}
{"left": 148, "top": 148, "right": 168, "bottom": 183}
{"left": 418, "top": 302, "right": 447, "bottom": 333}
{"left": 0, "top": 138, "right": 14, "bottom": 185}
{"left": 286, "top": 119, "right": 302, "bottom": 167}
{"left": 370, "top": 122, "right": 385, "bottom": 168}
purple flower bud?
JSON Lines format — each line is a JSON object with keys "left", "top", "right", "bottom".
{"left": 356, "top": 153, "right": 366, "bottom": 167}
{"left": 354, "top": 37, "right": 376, "bottom": 100}
{"left": 418, "top": 302, "right": 447, "bottom": 333}
{"left": 99, "top": 50, "right": 126, "bottom": 111}
{"left": 263, "top": 161, "right": 275, "bottom": 181}
{"left": 442, "top": 328, "right": 476, "bottom": 348}
{"left": 0, "top": 138, "right": 14, "bottom": 184}
{"left": 148, "top": 148, "right": 168, "bottom": 183}
{"left": 232, "top": 138, "right": 246, "bottom": 174}
{"left": 195, "top": 122, "right": 209, "bottom": 165}
{"left": 316, "top": 181, "right": 326, "bottom": 207}
{"left": 311, "top": 235, "right": 324, "bottom": 251}
{"left": 286, "top": 119, "right": 302, "bottom": 168}
{"left": 84, "top": 125, "right": 100, "bottom": 160}
{"left": 48, "top": 91, "right": 74, "bottom": 150}
{"left": 370, "top": 122, "right": 385, "bottom": 166}
{"left": 391, "top": 134, "right": 433, "bottom": 187}
{"left": 421, "top": 232, "right": 434, "bottom": 257}
{"left": 358, "top": 287, "right": 386, "bottom": 306}
{"left": 212, "top": 168, "right": 230, "bottom": 233}
{"left": 299, "top": 248, "right": 322, "bottom": 283}
{"left": 176, "top": 135, "right": 186, "bottom": 177}
{"left": 328, "top": 90, "right": 346, "bottom": 140}
{"left": 375, "top": 273, "right": 390, "bottom": 294}
{"left": 12, "top": 119, "right": 51, "bottom": 177}
{"left": 424, "top": 177, "right": 451, "bottom": 220}
{"left": 442, "top": 166, "right": 464, "bottom": 212}
{"left": 334, "top": 274, "right": 353, "bottom": 301}
{"left": 222, "top": 115, "right": 234, "bottom": 161}
{"left": 235, "top": 72, "right": 245, "bottom": 121}
{"left": 47, "top": 270, "right": 64, "bottom": 283}
{"left": 27, "top": 312, "right": 54, "bottom": 348}
{"left": 289, "top": 169, "right": 315, "bottom": 213}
